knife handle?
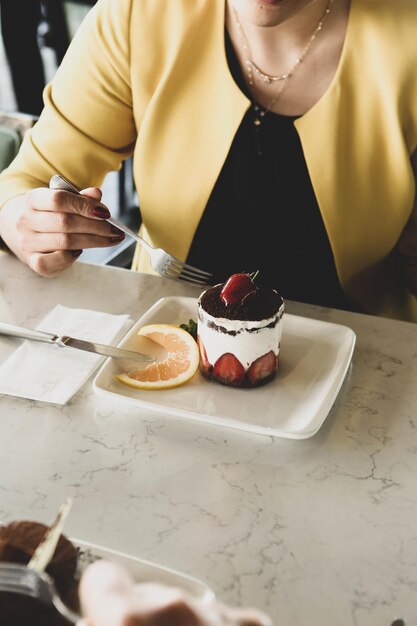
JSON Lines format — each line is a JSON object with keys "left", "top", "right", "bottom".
{"left": 0, "top": 322, "right": 58, "bottom": 343}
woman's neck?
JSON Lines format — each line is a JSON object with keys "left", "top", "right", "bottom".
{"left": 225, "top": 0, "right": 350, "bottom": 116}
{"left": 226, "top": 0, "right": 335, "bottom": 77}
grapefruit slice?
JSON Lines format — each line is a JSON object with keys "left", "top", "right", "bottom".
{"left": 116, "top": 324, "right": 199, "bottom": 390}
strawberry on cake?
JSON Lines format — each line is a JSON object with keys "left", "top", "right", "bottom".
{"left": 197, "top": 273, "right": 284, "bottom": 387}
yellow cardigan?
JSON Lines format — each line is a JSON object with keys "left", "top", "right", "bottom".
{"left": 1, "top": 0, "right": 417, "bottom": 321}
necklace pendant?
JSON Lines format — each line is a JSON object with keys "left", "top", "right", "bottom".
{"left": 263, "top": 76, "right": 272, "bottom": 84}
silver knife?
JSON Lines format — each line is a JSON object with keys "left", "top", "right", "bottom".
{"left": 0, "top": 322, "right": 155, "bottom": 362}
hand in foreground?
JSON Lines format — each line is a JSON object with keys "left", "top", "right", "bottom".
{"left": 0, "top": 186, "right": 125, "bottom": 277}
{"left": 77, "top": 560, "right": 272, "bottom": 626}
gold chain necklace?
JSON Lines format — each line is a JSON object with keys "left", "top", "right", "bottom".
{"left": 232, "top": 0, "right": 334, "bottom": 128}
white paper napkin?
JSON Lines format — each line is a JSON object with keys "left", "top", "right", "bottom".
{"left": 0, "top": 305, "right": 132, "bottom": 404}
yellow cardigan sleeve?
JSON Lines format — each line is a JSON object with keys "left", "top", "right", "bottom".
{"left": 0, "top": 0, "right": 136, "bottom": 208}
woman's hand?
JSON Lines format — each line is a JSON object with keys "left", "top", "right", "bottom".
{"left": 0, "top": 186, "right": 125, "bottom": 277}
{"left": 77, "top": 560, "right": 272, "bottom": 626}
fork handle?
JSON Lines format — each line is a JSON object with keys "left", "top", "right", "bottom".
{"left": 49, "top": 174, "right": 152, "bottom": 252}
{"left": 0, "top": 322, "right": 57, "bottom": 343}
{"left": 106, "top": 216, "right": 152, "bottom": 251}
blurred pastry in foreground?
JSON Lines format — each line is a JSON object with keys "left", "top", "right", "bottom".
{"left": 0, "top": 520, "right": 79, "bottom": 626}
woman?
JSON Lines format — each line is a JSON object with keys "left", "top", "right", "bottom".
{"left": 0, "top": 0, "right": 416, "bottom": 321}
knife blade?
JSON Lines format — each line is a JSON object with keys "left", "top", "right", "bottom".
{"left": 59, "top": 336, "right": 157, "bottom": 362}
{"left": 0, "top": 322, "right": 156, "bottom": 363}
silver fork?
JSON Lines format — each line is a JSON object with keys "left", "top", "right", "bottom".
{"left": 49, "top": 174, "right": 213, "bottom": 287}
{"left": 0, "top": 563, "right": 81, "bottom": 623}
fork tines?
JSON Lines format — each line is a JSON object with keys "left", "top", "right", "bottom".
{"left": 163, "top": 259, "right": 212, "bottom": 287}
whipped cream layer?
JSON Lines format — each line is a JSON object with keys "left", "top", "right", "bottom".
{"left": 198, "top": 302, "right": 284, "bottom": 370}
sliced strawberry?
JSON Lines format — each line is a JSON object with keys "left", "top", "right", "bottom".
{"left": 220, "top": 273, "right": 256, "bottom": 306}
{"left": 247, "top": 350, "right": 277, "bottom": 385}
{"left": 213, "top": 353, "right": 245, "bottom": 386}
{"left": 197, "top": 336, "right": 211, "bottom": 374}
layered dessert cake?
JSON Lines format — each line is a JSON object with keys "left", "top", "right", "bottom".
{"left": 198, "top": 273, "right": 284, "bottom": 387}
{"left": 0, "top": 520, "right": 79, "bottom": 625}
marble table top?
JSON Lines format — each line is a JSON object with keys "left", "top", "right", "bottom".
{"left": 1, "top": 252, "right": 417, "bottom": 626}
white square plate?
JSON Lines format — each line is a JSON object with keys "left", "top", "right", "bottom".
{"left": 93, "top": 297, "right": 356, "bottom": 439}
{"left": 73, "top": 538, "right": 214, "bottom": 603}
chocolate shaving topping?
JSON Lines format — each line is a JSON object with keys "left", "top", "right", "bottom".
{"left": 200, "top": 284, "right": 283, "bottom": 322}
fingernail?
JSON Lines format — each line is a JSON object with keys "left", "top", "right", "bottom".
{"left": 71, "top": 249, "right": 83, "bottom": 257}
{"left": 110, "top": 234, "right": 125, "bottom": 242}
{"left": 92, "top": 206, "right": 110, "bottom": 219}
{"left": 110, "top": 225, "right": 123, "bottom": 235}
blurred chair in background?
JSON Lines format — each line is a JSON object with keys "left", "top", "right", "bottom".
{"left": 0, "top": 110, "right": 37, "bottom": 172}
{"left": 0, "top": 0, "right": 45, "bottom": 116}
{"left": 0, "top": 125, "right": 20, "bottom": 172}
{"left": 43, "top": 0, "right": 95, "bottom": 44}
{"left": 0, "top": 0, "right": 95, "bottom": 117}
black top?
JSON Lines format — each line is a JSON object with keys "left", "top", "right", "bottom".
{"left": 186, "top": 32, "right": 358, "bottom": 312}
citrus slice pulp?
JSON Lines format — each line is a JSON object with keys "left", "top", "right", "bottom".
{"left": 116, "top": 324, "right": 199, "bottom": 390}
